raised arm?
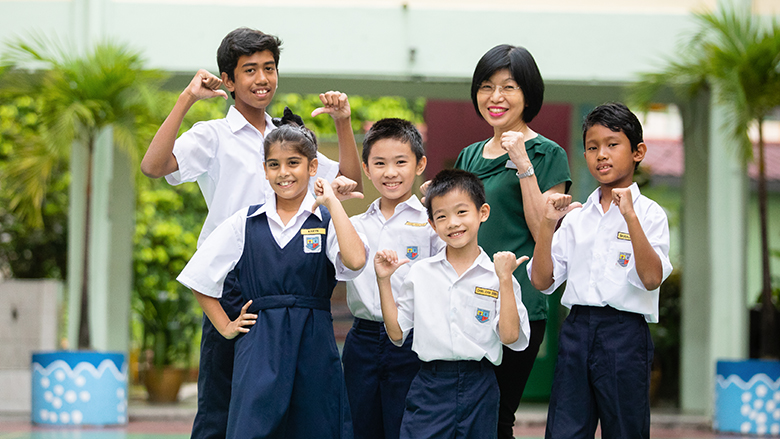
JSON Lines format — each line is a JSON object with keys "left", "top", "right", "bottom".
{"left": 612, "top": 188, "right": 663, "bottom": 290}
{"left": 192, "top": 291, "right": 256, "bottom": 339}
{"left": 500, "top": 131, "right": 566, "bottom": 241}
{"left": 311, "top": 91, "right": 363, "bottom": 193}
{"left": 493, "top": 252, "right": 529, "bottom": 345}
{"left": 375, "top": 249, "right": 409, "bottom": 342}
{"left": 313, "top": 177, "right": 366, "bottom": 270}
{"left": 530, "top": 193, "right": 581, "bottom": 291}
{"left": 141, "top": 70, "right": 227, "bottom": 178}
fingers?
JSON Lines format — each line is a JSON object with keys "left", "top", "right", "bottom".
{"left": 419, "top": 180, "right": 431, "bottom": 196}
{"left": 500, "top": 131, "right": 525, "bottom": 151}
{"left": 311, "top": 91, "right": 350, "bottom": 118}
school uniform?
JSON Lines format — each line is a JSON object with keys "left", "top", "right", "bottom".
{"left": 343, "top": 195, "right": 444, "bottom": 439}
{"left": 393, "top": 248, "right": 530, "bottom": 439}
{"left": 526, "top": 183, "right": 673, "bottom": 439}
{"left": 178, "top": 192, "right": 368, "bottom": 439}
{"left": 167, "top": 107, "right": 339, "bottom": 439}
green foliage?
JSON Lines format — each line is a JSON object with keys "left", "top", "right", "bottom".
{"left": 270, "top": 93, "right": 425, "bottom": 136}
{"left": 132, "top": 177, "right": 207, "bottom": 368}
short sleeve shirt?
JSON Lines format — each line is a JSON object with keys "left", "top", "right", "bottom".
{"left": 347, "top": 195, "right": 444, "bottom": 321}
{"left": 165, "top": 106, "right": 339, "bottom": 246}
{"left": 455, "top": 135, "right": 571, "bottom": 321}
{"left": 394, "top": 248, "right": 530, "bottom": 365}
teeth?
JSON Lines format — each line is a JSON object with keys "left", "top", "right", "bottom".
{"left": 385, "top": 182, "right": 400, "bottom": 188}
{"left": 489, "top": 108, "right": 505, "bottom": 114}
{"left": 279, "top": 181, "right": 293, "bottom": 187}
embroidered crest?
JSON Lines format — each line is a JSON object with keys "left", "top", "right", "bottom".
{"left": 617, "top": 232, "right": 631, "bottom": 241}
{"left": 475, "top": 308, "right": 490, "bottom": 323}
{"left": 304, "top": 235, "right": 322, "bottom": 253}
{"left": 475, "top": 287, "right": 498, "bottom": 299}
{"left": 406, "top": 246, "right": 419, "bottom": 260}
{"left": 617, "top": 252, "right": 631, "bottom": 267}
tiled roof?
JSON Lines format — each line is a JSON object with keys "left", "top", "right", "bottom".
{"left": 643, "top": 139, "right": 780, "bottom": 181}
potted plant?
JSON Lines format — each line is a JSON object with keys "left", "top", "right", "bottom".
{"left": 1, "top": 34, "right": 164, "bottom": 425}
{"left": 631, "top": 6, "right": 780, "bottom": 434}
{"left": 132, "top": 177, "right": 208, "bottom": 403}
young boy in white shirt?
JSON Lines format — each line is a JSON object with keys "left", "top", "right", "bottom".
{"left": 375, "top": 168, "right": 531, "bottom": 439}
{"left": 529, "top": 102, "right": 673, "bottom": 439}
{"left": 343, "top": 118, "right": 444, "bottom": 439}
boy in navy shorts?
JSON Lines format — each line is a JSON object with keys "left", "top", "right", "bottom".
{"left": 140, "top": 27, "right": 362, "bottom": 439}
{"left": 343, "top": 118, "right": 444, "bottom": 439}
{"left": 529, "top": 102, "right": 673, "bottom": 439}
{"left": 375, "top": 169, "right": 530, "bottom": 439}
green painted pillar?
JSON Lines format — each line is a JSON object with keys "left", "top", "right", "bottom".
{"left": 679, "top": 92, "right": 748, "bottom": 415}
{"left": 66, "top": 127, "right": 134, "bottom": 352}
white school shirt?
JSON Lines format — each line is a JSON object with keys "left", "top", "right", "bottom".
{"left": 347, "top": 195, "right": 445, "bottom": 321}
{"left": 394, "top": 247, "right": 530, "bottom": 365}
{"left": 177, "top": 192, "right": 369, "bottom": 298}
{"left": 526, "top": 183, "right": 673, "bottom": 322}
{"left": 166, "top": 106, "right": 339, "bottom": 246}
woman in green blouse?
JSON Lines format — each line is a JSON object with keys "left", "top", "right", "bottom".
{"left": 454, "top": 44, "right": 572, "bottom": 439}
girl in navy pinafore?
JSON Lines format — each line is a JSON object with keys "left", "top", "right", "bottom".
{"left": 177, "top": 123, "right": 367, "bottom": 439}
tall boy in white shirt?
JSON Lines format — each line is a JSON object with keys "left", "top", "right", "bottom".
{"left": 529, "top": 102, "right": 673, "bottom": 439}
{"left": 376, "top": 169, "right": 530, "bottom": 439}
{"left": 140, "top": 27, "right": 363, "bottom": 439}
{"left": 343, "top": 118, "right": 444, "bottom": 439}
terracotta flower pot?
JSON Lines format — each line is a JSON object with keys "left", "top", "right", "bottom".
{"left": 143, "top": 367, "right": 185, "bottom": 403}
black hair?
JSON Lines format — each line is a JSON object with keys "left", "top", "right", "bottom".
{"left": 362, "top": 118, "right": 425, "bottom": 164}
{"left": 424, "top": 169, "right": 486, "bottom": 221}
{"left": 264, "top": 109, "right": 317, "bottom": 162}
{"left": 582, "top": 102, "right": 644, "bottom": 169}
{"left": 470, "top": 44, "right": 544, "bottom": 123}
{"left": 217, "top": 27, "right": 282, "bottom": 99}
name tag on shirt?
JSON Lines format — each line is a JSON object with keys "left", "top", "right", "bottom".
{"left": 404, "top": 221, "right": 427, "bottom": 227}
{"left": 301, "top": 228, "right": 326, "bottom": 235}
{"left": 475, "top": 287, "right": 498, "bottom": 299}
{"left": 617, "top": 232, "right": 631, "bottom": 241}
{"left": 505, "top": 160, "right": 518, "bottom": 169}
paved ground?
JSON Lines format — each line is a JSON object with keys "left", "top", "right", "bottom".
{"left": 0, "top": 392, "right": 752, "bottom": 439}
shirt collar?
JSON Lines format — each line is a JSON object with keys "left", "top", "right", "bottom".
{"left": 248, "top": 191, "right": 323, "bottom": 221}
{"left": 226, "top": 106, "right": 275, "bottom": 135}
{"left": 366, "top": 194, "right": 426, "bottom": 216}
{"left": 585, "top": 182, "right": 641, "bottom": 211}
{"left": 430, "top": 246, "right": 491, "bottom": 270}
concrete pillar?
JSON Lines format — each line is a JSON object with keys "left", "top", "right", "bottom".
{"left": 66, "top": 127, "right": 134, "bottom": 352}
{"left": 679, "top": 92, "right": 748, "bottom": 415}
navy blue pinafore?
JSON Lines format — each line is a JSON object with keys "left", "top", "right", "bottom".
{"left": 225, "top": 204, "right": 352, "bottom": 439}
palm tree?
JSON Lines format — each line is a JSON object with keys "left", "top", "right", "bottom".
{"left": 0, "top": 34, "right": 165, "bottom": 349}
{"left": 631, "top": 7, "right": 780, "bottom": 358}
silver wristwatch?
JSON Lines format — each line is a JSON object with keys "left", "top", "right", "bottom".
{"left": 516, "top": 165, "right": 535, "bottom": 179}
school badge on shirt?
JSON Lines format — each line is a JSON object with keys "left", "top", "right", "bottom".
{"left": 301, "top": 228, "right": 326, "bottom": 254}
{"left": 406, "top": 246, "right": 419, "bottom": 260}
{"left": 475, "top": 308, "right": 490, "bottom": 323}
{"left": 617, "top": 252, "right": 632, "bottom": 267}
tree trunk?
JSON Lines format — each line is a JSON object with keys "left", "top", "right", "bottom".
{"left": 77, "top": 139, "right": 94, "bottom": 350}
{"left": 757, "top": 119, "right": 777, "bottom": 358}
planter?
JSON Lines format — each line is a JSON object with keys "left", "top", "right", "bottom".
{"left": 714, "top": 359, "right": 780, "bottom": 435}
{"left": 143, "top": 367, "right": 185, "bottom": 403}
{"left": 31, "top": 351, "right": 128, "bottom": 426}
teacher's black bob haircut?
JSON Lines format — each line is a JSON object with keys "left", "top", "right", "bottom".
{"left": 470, "top": 44, "right": 545, "bottom": 124}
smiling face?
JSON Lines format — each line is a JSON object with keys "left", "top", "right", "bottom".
{"left": 222, "top": 50, "right": 278, "bottom": 114}
{"left": 476, "top": 68, "right": 526, "bottom": 132}
{"left": 264, "top": 142, "right": 317, "bottom": 203}
{"left": 428, "top": 189, "right": 490, "bottom": 251}
{"left": 363, "top": 138, "right": 427, "bottom": 206}
{"left": 584, "top": 124, "right": 646, "bottom": 190}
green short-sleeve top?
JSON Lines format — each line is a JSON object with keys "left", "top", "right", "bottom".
{"left": 455, "top": 135, "right": 572, "bottom": 321}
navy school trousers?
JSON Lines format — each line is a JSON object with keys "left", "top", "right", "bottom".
{"left": 190, "top": 271, "right": 243, "bottom": 439}
{"left": 342, "top": 318, "right": 421, "bottom": 439}
{"left": 400, "top": 359, "right": 499, "bottom": 439}
{"left": 545, "top": 305, "right": 654, "bottom": 439}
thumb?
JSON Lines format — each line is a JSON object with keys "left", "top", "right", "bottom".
{"left": 214, "top": 89, "right": 229, "bottom": 100}
{"left": 311, "top": 107, "right": 329, "bottom": 118}
{"left": 517, "top": 255, "right": 530, "bottom": 266}
{"left": 567, "top": 202, "right": 583, "bottom": 213}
